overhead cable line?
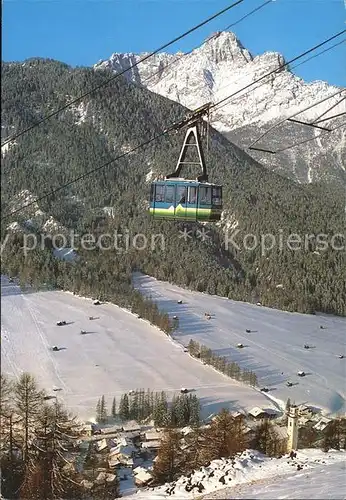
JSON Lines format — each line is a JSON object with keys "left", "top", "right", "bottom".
{"left": 1, "top": 0, "right": 273, "bottom": 165}
{"left": 312, "top": 95, "right": 346, "bottom": 123}
{"left": 1, "top": 0, "right": 244, "bottom": 148}
{"left": 274, "top": 121, "right": 345, "bottom": 153}
{"left": 290, "top": 38, "right": 345, "bottom": 72}
{"left": 2, "top": 29, "right": 345, "bottom": 221}
{"left": 248, "top": 90, "right": 345, "bottom": 152}
{"left": 210, "top": 29, "right": 346, "bottom": 113}
{"left": 210, "top": 37, "right": 346, "bottom": 109}
{"left": 122, "top": 0, "right": 273, "bottom": 94}
{"left": 314, "top": 110, "right": 346, "bottom": 124}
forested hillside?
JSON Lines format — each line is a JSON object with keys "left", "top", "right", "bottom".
{"left": 1, "top": 59, "right": 345, "bottom": 316}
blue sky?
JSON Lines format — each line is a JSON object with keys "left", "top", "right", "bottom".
{"left": 3, "top": 0, "right": 345, "bottom": 86}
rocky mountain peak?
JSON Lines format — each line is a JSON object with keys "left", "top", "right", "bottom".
{"left": 94, "top": 32, "right": 345, "bottom": 184}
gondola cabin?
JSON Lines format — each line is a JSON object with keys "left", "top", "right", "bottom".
{"left": 150, "top": 179, "right": 222, "bottom": 221}
{"left": 148, "top": 112, "right": 223, "bottom": 222}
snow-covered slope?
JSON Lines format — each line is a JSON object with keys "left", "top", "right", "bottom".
{"left": 209, "top": 459, "right": 346, "bottom": 499}
{"left": 95, "top": 31, "right": 345, "bottom": 183}
{"left": 125, "top": 449, "right": 346, "bottom": 499}
{"left": 133, "top": 274, "right": 346, "bottom": 416}
{"left": 0, "top": 276, "right": 277, "bottom": 420}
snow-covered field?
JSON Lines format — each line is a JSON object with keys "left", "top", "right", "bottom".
{"left": 125, "top": 449, "right": 346, "bottom": 499}
{"left": 134, "top": 274, "right": 346, "bottom": 416}
{"left": 1, "top": 276, "right": 277, "bottom": 420}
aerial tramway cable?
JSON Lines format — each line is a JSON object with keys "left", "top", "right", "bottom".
{"left": 2, "top": 29, "right": 345, "bottom": 221}
{"left": 248, "top": 90, "right": 346, "bottom": 153}
{"left": 210, "top": 29, "right": 346, "bottom": 113}
{"left": 1, "top": 0, "right": 244, "bottom": 148}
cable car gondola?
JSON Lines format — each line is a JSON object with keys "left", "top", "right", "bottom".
{"left": 149, "top": 106, "right": 222, "bottom": 222}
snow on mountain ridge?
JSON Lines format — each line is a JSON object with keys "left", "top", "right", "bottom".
{"left": 94, "top": 30, "right": 343, "bottom": 130}
{"left": 94, "top": 31, "right": 345, "bottom": 183}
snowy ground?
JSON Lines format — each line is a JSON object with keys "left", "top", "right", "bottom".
{"left": 209, "top": 459, "right": 346, "bottom": 499}
{"left": 1, "top": 276, "right": 278, "bottom": 420}
{"left": 125, "top": 449, "right": 346, "bottom": 499}
{"left": 133, "top": 274, "right": 346, "bottom": 416}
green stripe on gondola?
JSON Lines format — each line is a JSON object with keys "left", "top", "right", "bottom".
{"left": 149, "top": 205, "right": 221, "bottom": 220}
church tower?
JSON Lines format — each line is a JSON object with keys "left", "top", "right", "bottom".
{"left": 287, "top": 404, "right": 299, "bottom": 452}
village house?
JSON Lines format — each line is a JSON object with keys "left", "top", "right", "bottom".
{"left": 122, "top": 420, "right": 141, "bottom": 434}
{"left": 80, "top": 423, "right": 93, "bottom": 437}
{"left": 109, "top": 442, "right": 137, "bottom": 459}
{"left": 107, "top": 436, "right": 137, "bottom": 470}
{"left": 230, "top": 411, "right": 244, "bottom": 419}
{"left": 297, "top": 404, "right": 315, "bottom": 419}
{"left": 314, "top": 417, "right": 332, "bottom": 432}
{"left": 95, "top": 471, "right": 117, "bottom": 486}
{"left": 133, "top": 466, "right": 154, "bottom": 487}
{"left": 101, "top": 424, "right": 123, "bottom": 435}
{"left": 95, "top": 438, "right": 108, "bottom": 452}
{"left": 144, "top": 429, "right": 162, "bottom": 442}
{"left": 247, "top": 407, "right": 278, "bottom": 420}
{"left": 141, "top": 440, "right": 161, "bottom": 451}
{"left": 299, "top": 416, "right": 315, "bottom": 427}
{"left": 108, "top": 453, "right": 134, "bottom": 469}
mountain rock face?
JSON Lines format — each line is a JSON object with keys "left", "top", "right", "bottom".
{"left": 95, "top": 31, "right": 345, "bottom": 184}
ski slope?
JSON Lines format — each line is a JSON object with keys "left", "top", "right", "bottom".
{"left": 1, "top": 276, "right": 277, "bottom": 420}
{"left": 134, "top": 274, "right": 346, "bottom": 416}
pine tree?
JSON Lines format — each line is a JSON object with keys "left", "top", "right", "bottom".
{"left": 252, "top": 420, "right": 281, "bottom": 456}
{"left": 0, "top": 375, "right": 23, "bottom": 499}
{"left": 0, "top": 374, "right": 13, "bottom": 418}
{"left": 183, "top": 424, "right": 205, "bottom": 473}
{"left": 188, "top": 395, "right": 200, "bottom": 426}
{"left": 19, "top": 400, "right": 83, "bottom": 499}
{"left": 129, "top": 391, "right": 139, "bottom": 421}
{"left": 187, "top": 339, "right": 199, "bottom": 357}
{"left": 153, "top": 428, "right": 185, "bottom": 484}
{"left": 0, "top": 374, "right": 17, "bottom": 460}
{"left": 322, "top": 420, "right": 342, "bottom": 451}
{"left": 118, "top": 394, "right": 129, "bottom": 421}
{"left": 143, "top": 389, "right": 151, "bottom": 420}
{"left": 96, "top": 398, "right": 102, "bottom": 422}
{"left": 111, "top": 397, "right": 117, "bottom": 419}
{"left": 138, "top": 389, "right": 145, "bottom": 421}
{"left": 299, "top": 425, "right": 318, "bottom": 448}
{"left": 153, "top": 392, "right": 169, "bottom": 427}
{"left": 91, "top": 475, "right": 120, "bottom": 499}
{"left": 203, "top": 408, "right": 246, "bottom": 462}
{"left": 13, "top": 373, "right": 45, "bottom": 462}
{"left": 100, "top": 395, "right": 107, "bottom": 423}
{"left": 169, "top": 395, "right": 179, "bottom": 427}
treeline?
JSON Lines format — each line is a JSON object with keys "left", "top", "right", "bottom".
{"left": 96, "top": 389, "right": 200, "bottom": 428}
{"left": 1, "top": 231, "right": 175, "bottom": 336}
{"left": 0, "top": 372, "right": 119, "bottom": 499}
{"left": 187, "top": 339, "right": 258, "bottom": 387}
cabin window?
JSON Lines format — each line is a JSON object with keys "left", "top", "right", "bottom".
{"left": 199, "top": 186, "right": 212, "bottom": 205}
{"left": 165, "top": 185, "right": 175, "bottom": 204}
{"left": 177, "top": 185, "right": 187, "bottom": 204}
{"left": 188, "top": 186, "right": 197, "bottom": 204}
{"left": 155, "top": 185, "right": 165, "bottom": 202}
{"left": 212, "top": 186, "right": 222, "bottom": 206}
